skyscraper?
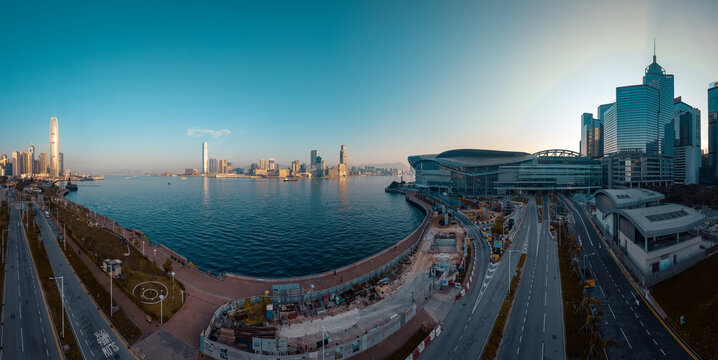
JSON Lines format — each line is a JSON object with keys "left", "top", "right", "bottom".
{"left": 26, "top": 145, "right": 35, "bottom": 176}
{"left": 268, "top": 158, "right": 276, "bottom": 170}
{"left": 39, "top": 152, "right": 47, "bottom": 174}
{"left": 310, "top": 150, "right": 318, "bottom": 170}
{"left": 340, "top": 145, "right": 347, "bottom": 165}
{"left": 672, "top": 99, "right": 701, "bottom": 184}
{"left": 11, "top": 151, "right": 20, "bottom": 176}
{"left": 259, "top": 159, "right": 267, "bottom": 170}
{"left": 59, "top": 152, "right": 64, "bottom": 176}
{"left": 49, "top": 117, "right": 59, "bottom": 177}
{"left": 602, "top": 52, "right": 674, "bottom": 156}
{"left": 709, "top": 81, "right": 718, "bottom": 178}
{"left": 202, "top": 142, "right": 209, "bottom": 174}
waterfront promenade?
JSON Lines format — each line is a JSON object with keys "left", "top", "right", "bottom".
{"left": 53, "top": 190, "right": 432, "bottom": 353}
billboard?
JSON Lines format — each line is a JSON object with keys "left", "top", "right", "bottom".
{"left": 711, "top": 81, "right": 718, "bottom": 89}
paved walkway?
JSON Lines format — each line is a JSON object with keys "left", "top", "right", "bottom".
{"left": 354, "top": 308, "right": 435, "bottom": 360}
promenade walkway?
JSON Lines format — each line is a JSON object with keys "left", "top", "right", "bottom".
{"left": 55, "top": 191, "right": 432, "bottom": 352}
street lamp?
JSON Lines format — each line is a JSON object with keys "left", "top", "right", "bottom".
{"left": 153, "top": 248, "right": 157, "bottom": 259}
{"left": 171, "top": 271, "right": 176, "bottom": 304}
{"left": 505, "top": 249, "right": 523, "bottom": 287}
{"left": 159, "top": 294, "right": 165, "bottom": 326}
{"left": 49, "top": 276, "right": 64, "bottom": 338}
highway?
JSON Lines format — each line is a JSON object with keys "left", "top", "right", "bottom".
{"left": 564, "top": 196, "right": 696, "bottom": 360}
{"left": 0, "top": 193, "right": 63, "bottom": 360}
{"left": 421, "top": 198, "right": 533, "bottom": 359}
{"left": 497, "top": 196, "right": 565, "bottom": 359}
{"left": 33, "top": 202, "right": 137, "bottom": 360}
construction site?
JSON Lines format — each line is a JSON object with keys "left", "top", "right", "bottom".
{"left": 203, "top": 206, "right": 467, "bottom": 357}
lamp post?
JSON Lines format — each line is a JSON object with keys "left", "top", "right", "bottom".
{"left": 505, "top": 249, "right": 522, "bottom": 287}
{"left": 153, "top": 248, "right": 157, "bottom": 259}
{"left": 159, "top": 294, "right": 165, "bottom": 326}
{"left": 171, "top": 271, "right": 176, "bottom": 304}
{"left": 110, "top": 265, "right": 114, "bottom": 317}
{"left": 49, "top": 276, "right": 64, "bottom": 338}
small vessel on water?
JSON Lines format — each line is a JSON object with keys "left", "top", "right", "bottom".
{"left": 65, "top": 173, "right": 78, "bottom": 191}
{"left": 283, "top": 178, "right": 298, "bottom": 182}
{"left": 181, "top": 177, "right": 188, "bottom": 180}
{"left": 124, "top": 177, "right": 132, "bottom": 180}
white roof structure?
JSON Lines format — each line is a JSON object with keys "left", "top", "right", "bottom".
{"left": 595, "top": 189, "right": 664, "bottom": 209}
{"left": 610, "top": 204, "right": 705, "bottom": 238}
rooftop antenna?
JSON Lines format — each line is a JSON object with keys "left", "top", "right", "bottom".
{"left": 653, "top": 38, "right": 656, "bottom": 63}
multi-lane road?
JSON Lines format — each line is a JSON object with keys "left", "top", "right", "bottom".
{"left": 422, "top": 197, "right": 539, "bottom": 359}
{"left": 32, "top": 202, "right": 137, "bottom": 360}
{"left": 1, "top": 193, "right": 63, "bottom": 360}
{"left": 498, "top": 196, "right": 565, "bottom": 359}
{"left": 564, "top": 196, "right": 697, "bottom": 360}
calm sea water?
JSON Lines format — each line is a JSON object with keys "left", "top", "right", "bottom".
{"left": 64, "top": 176, "right": 423, "bottom": 277}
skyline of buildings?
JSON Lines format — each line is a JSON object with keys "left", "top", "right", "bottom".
{"left": 0, "top": 117, "right": 65, "bottom": 178}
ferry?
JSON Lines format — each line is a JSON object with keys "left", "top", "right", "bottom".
{"left": 65, "top": 173, "right": 78, "bottom": 191}
{"left": 181, "top": 177, "right": 188, "bottom": 180}
{"left": 283, "top": 178, "right": 299, "bottom": 182}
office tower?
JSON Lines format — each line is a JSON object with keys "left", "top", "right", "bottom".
{"left": 320, "top": 160, "right": 326, "bottom": 176}
{"left": 259, "top": 159, "right": 267, "bottom": 170}
{"left": 310, "top": 150, "right": 318, "bottom": 170}
{"left": 291, "top": 160, "right": 301, "bottom": 175}
{"left": 202, "top": 142, "right": 208, "bottom": 174}
{"left": 708, "top": 81, "right": 718, "bottom": 178}
{"left": 208, "top": 158, "right": 219, "bottom": 173}
{"left": 268, "top": 158, "right": 276, "bottom": 170}
{"left": 26, "top": 145, "right": 35, "bottom": 175}
{"left": 671, "top": 99, "right": 701, "bottom": 184}
{"left": 49, "top": 117, "right": 59, "bottom": 177}
{"left": 315, "top": 156, "right": 323, "bottom": 176}
{"left": 603, "top": 52, "right": 674, "bottom": 156}
{"left": 59, "top": 152, "right": 64, "bottom": 176}
{"left": 340, "top": 145, "right": 347, "bottom": 165}
{"left": 580, "top": 113, "right": 592, "bottom": 157}
{"left": 300, "top": 163, "right": 307, "bottom": 173}
{"left": 39, "top": 152, "right": 47, "bottom": 174}
{"left": 11, "top": 151, "right": 20, "bottom": 176}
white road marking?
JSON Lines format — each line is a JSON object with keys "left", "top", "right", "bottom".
{"left": 543, "top": 312, "right": 546, "bottom": 332}
{"left": 620, "top": 328, "right": 632, "bottom": 349}
{"left": 20, "top": 327, "right": 24, "bottom": 352}
{"left": 608, "top": 304, "right": 616, "bottom": 319}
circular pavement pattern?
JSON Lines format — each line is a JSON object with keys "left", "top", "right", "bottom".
{"left": 132, "top": 281, "right": 168, "bottom": 304}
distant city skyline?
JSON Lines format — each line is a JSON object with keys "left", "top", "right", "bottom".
{"left": 1, "top": 1, "right": 717, "bottom": 173}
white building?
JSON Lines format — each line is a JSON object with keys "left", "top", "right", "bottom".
{"left": 202, "top": 142, "right": 209, "bottom": 174}
{"left": 594, "top": 189, "right": 707, "bottom": 286}
{"left": 49, "top": 117, "right": 59, "bottom": 177}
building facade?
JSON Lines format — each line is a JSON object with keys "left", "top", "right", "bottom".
{"left": 600, "top": 151, "right": 674, "bottom": 189}
{"left": 709, "top": 82, "right": 718, "bottom": 179}
{"left": 672, "top": 100, "right": 701, "bottom": 184}
{"left": 409, "top": 149, "right": 601, "bottom": 195}
{"left": 49, "top": 117, "right": 59, "bottom": 177}
{"left": 202, "top": 142, "right": 208, "bottom": 174}
{"left": 310, "top": 150, "right": 318, "bottom": 170}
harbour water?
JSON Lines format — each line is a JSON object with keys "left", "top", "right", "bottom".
{"left": 64, "top": 175, "right": 423, "bottom": 277}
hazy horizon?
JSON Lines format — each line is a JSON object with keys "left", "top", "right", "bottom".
{"left": 1, "top": 0, "right": 717, "bottom": 174}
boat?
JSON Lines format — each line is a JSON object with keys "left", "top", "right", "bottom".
{"left": 65, "top": 173, "right": 78, "bottom": 191}
{"left": 181, "top": 177, "right": 188, "bottom": 180}
{"left": 124, "top": 177, "right": 132, "bottom": 180}
{"left": 283, "top": 178, "right": 299, "bottom": 182}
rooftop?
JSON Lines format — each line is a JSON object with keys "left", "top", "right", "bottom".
{"left": 595, "top": 188, "right": 664, "bottom": 209}
{"left": 620, "top": 204, "right": 705, "bottom": 239}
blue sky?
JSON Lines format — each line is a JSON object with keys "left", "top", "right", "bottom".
{"left": 1, "top": 0, "right": 717, "bottom": 173}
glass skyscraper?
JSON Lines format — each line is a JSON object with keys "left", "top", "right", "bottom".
{"left": 709, "top": 82, "right": 718, "bottom": 177}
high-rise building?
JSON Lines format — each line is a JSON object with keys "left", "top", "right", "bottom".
{"left": 268, "top": 158, "right": 276, "bottom": 170}
{"left": 580, "top": 113, "right": 592, "bottom": 157}
{"left": 39, "top": 152, "right": 47, "bottom": 174}
{"left": 603, "top": 52, "right": 674, "bottom": 156}
{"left": 291, "top": 160, "right": 301, "bottom": 175}
{"left": 310, "top": 150, "right": 318, "bottom": 170}
{"left": 49, "top": 117, "right": 59, "bottom": 177}
{"left": 709, "top": 81, "right": 718, "bottom": 179}
{"left": 259, "top": 159, "right": 267, "bottom": 170}
{"left": 209, "top": 158, "right": 219, "bottom": 173}
{"left": 202, "top": 142, "right": 208, "bottom": 174}
{"left": 26, "top": 145, "right": 35, "bottom": 176}
{"left": 340, "top": 145, "right": 347, "bottom": 165}
{"left": 11, "top": 151, "right": 20, "bottom": 176}
{"left": 59, "top": 152, "right": 64, "bottom": 177}
{"left": 671, "top": 99, "right": 701, "bottom": 184}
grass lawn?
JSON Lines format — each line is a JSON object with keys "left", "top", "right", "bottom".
{"left": 651, "top": 252, "right": 718, "bottom": 359}
{"left": 45, "top": 189, "right": 185, "bottom": 323}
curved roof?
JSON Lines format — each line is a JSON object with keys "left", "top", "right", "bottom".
{"left": 409, "top": 149, "right": 532, "bottom": 169}
{"left": 605, "top": 204, "right": 704, "bottom": 238}
{"left": 595, "top": 189, "right": 664, "bottom": 209}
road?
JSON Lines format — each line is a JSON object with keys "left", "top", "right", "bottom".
{"left": 498, "top": 196, "right": 565, "bottom": 359}
{"left": 33, "top": 202, "right": 137, "bottom": 360}
{"left": 564, "top": 196, "right": 696, "bottom": 360}
{"left": 0, "top": 193, "right": 63, "bottom": 360}
{"left": 421, "top": 198, "right": 533, "bottom": 359}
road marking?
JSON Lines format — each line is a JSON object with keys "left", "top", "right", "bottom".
{"left": 646, "top": 329, "right": 651, "bottom": 335}
{"left": 20, "top": 327, "right": 24, "bottom": 352}
{"left": 608, "top": 304, "right": 616, "bottom": 319}
{"left": 620, "top": 328, "right": 632, "bottom": 349}
{"left": 543, "top": 312, "right": 546, "bottom": 332}
{"left": 541, "top": 342, "right": 544, "bottom": 359}
{"left": 599, "top": 285, "right": 606, "bottom": 297}
{"left": 544, "top": 291, "right": 547, "bottom": 306}
{"left": 653, "top": 339, "right": 658, "bottom": 345}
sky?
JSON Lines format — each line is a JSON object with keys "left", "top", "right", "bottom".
{"left": 1, "top": 0, "right": 717, "bottom": 173}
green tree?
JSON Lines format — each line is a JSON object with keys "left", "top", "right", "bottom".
{"left": 163, "top": 258, "right": 173, "bottom": 273}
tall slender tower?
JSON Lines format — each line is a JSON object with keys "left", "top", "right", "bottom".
{"left": 339, "top": 145, "right": 347, "bottom": 165}
{"left": 202, "top": 142, "right": 208, "bottom": 174}
{"left": 49, "top": 117, "right": 59, "bottom": 177}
